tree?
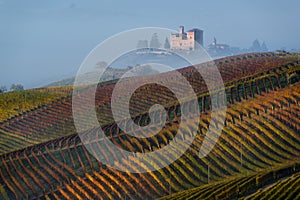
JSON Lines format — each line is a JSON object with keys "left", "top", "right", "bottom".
{"left": 0, "top": 86, "right": 7, "bottom": 93}
{"left": 150, "top": 33, "right": 161, "bottom": 48}
{"left": 251, "top": 39, "right": 261, "bottom": 52}
{"left": 136, "top": 40, "right": 148, "bottom": 48}
{"left": 10, "top": 84, "right": 24, "bottom": 91}
{"left": 164, "top": 37, "right": 170, "bottom": 49}
{"left": 261, "top": 42, "right": 268, "bottom": 52}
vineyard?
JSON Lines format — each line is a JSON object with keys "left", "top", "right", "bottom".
{"left": 0, "top": 52, "right": 299, "bottom": 199}
{"left": 0, "top": 52, "right": 298, "bottom": 155}
{"left": 0, "top": 86, "right": 73, "bottom": 122}
{"left": 159, "top": 161, "right": 300, "bottom": 200}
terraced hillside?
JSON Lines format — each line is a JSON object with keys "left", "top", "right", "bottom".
{"left": 0, "top": 52, "right": 299, "bottom": 199}
{"left": 0, "top": 52, "right": 298, "bottom": 155}
{"left": 0, "top": 79, "right": 299, "bottom": 200}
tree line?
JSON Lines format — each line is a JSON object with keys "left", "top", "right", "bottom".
{"left": 0, "top": 84, "right": 24, "bottom": 93}
{"left": 136, "top": 33, "right": 170, "bottom": 49}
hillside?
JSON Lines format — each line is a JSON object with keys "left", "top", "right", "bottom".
{"left": 0, "top": 52, "right": 299, "bottom": 199}
{"left": 0, "top": 80, "right": 299, "bottom": 199}
{"left": 0, "top": 52, "right": 298, "bottom": 155}
{"left": 46, "top": 65, "right": 160, "bottom": 87}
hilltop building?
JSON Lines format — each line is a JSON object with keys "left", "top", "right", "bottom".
{"left": 208, "top": 37, "right": 230, "bottom": 51}
{"left": 206, "top": 37, "right": 240, "bottom": 57}
{"left": 170, "top": 26, "right": 203, "bottom": 50}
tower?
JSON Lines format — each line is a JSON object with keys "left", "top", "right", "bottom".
{"left": 179, "top": 26, "right": 184, "bottom": 35}
{"left": 192, "top": 29, "right": 204, "bottom": 47}
{"left": 212, "top": 37, "right": 217, "bottom": 45}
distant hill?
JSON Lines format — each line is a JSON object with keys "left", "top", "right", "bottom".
{"left": 46, "top": 66, "right": 160, "bottom": 87}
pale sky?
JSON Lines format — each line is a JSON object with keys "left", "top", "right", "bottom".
{"left": 1, "top": 0, "right": 300, "bottom": 88}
